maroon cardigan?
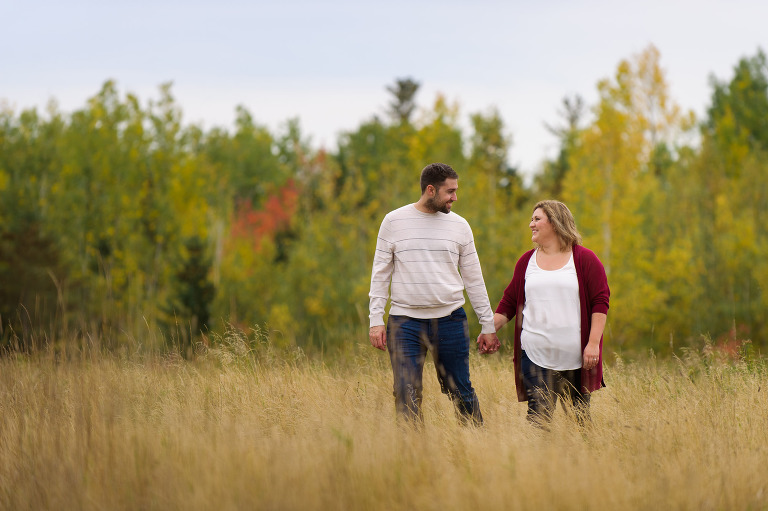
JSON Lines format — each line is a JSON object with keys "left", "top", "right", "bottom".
{"left": 495, "top": 245, "right": 610, "bottom": 401}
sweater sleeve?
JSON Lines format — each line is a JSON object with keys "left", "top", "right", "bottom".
{"left": 458, "top": 225, "right": 495, "bottom": 334}
{"left": 368, "top": 215, "right": 394, "bottom": 327}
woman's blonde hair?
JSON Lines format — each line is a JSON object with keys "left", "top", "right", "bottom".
{"left": 533, "top": 200, "right": 582, "bottom": 251}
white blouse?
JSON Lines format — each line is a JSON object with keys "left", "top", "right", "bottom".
{"left": 521, "top": 250, "right": 582, "bottom": 370}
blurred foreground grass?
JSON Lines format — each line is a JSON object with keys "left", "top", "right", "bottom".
{"left": 1, "top": 330, "right": 767, "bottom": 510}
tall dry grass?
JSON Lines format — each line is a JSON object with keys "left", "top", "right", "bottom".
{"left": 1, "top": 331, "right": 766, "bottom": 510}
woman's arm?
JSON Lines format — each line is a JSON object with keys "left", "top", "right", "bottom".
{"left": 494, "top": 312, "right": 511, "bottom": 332}
{"left": 582, "top": 312, "right": 607, "bottom": 369}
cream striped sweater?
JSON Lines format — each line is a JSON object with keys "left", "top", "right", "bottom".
{"left": 368, "top": 204, "right": 495, "bottom": 334}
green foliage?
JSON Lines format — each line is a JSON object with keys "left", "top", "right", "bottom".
{"left": 0, "top": 219, "right": 62, "bottom": 349}
{"left": 461, "top": 108, "right": 529, "bottom": 325}
{"left": 693, "top": 49, "right": 768, "bottom": 347}
{"left": 707, "top": 49, "right": 768, "bottom": 161}
{"left": 163, "top": 236, "right": 215, "bottom": 348}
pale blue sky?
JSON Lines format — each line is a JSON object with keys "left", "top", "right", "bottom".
{"left": 2, "top": 0, "right": 767, "bottom": 178}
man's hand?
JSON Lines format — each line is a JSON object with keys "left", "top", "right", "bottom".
{"left": 477, "top": 332, "right": 500, "bottom": 354}
{"left": 369, "top": 325, "right": 387, "bottom": 351}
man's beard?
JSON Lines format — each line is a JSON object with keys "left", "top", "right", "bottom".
{"left": 425, "top": 196, "right": 451, "bottom": 214}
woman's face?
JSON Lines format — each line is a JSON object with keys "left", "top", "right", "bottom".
{"left": 530, "top": 208, "right": 555, "bottom": 245}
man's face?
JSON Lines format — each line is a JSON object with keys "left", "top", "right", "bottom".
{"left": 425, "top": 178, "right": 458, "bottom": 214}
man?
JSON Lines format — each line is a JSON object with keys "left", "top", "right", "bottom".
{"left": 368, "top": 162, "right": 501, "bottom": 425}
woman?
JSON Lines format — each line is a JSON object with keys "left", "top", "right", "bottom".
{"left": 494, "top": 200, "right": 609, "bottom": 426}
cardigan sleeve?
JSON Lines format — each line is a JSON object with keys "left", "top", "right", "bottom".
{"left": 582, "top": 248, "right": 610, "bottom": 315}
{"left": 495, "top": 278, "right": 518, "bottom": 319}
{"left": 494, "top": 250, "right": 533, "bottom": 319}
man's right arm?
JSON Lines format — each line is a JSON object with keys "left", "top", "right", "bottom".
{"left": 368, "top": 217, "right": 394, "bottom": 349}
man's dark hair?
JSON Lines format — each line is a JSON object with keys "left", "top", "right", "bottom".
{"left": 420, "top": 163, "right": 458, "bottom": 193}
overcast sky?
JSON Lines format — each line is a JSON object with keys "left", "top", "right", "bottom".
{"left": 2, "top": 0, "right": 767, "bottom": 179}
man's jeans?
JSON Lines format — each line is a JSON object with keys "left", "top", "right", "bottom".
{"left": 386, "top": 307, "right": 483, "bottom": 425}
{"left": 521, "top": 350, "right": 590, "bottom": 427}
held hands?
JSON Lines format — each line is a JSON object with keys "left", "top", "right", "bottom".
{"left": 477, "top": 333, "right": 501, "bottom": 355}
{"left": 369, "top": 325, "right": 387, "bottom": 351}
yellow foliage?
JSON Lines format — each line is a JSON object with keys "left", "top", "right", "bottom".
{"left": 268, "top": 303, "right": 294, "bottom": 344}
{"left": 305, "top": 296, "right": 327, "bottom": 317}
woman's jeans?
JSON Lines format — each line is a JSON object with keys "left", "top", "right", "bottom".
{"left": 521, "top": 350, "right": 590, "bottom": 426}
{"left": 386, "top": 307, "right": 483, "bottom": 425}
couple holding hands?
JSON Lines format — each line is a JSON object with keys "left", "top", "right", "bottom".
{"left": 368, "top": 163, "right": 610, "bottom": 427}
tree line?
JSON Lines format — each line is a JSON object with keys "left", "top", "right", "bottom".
{"left": 1, "top": 45, "right": 767, "bottom": 355}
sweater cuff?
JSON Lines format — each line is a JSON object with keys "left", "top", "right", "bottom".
{"left": 480, "top": 322, "right": 496, "bottom": 335}
{"left": 369, "top": 316, "right": 385, "bottom": 328}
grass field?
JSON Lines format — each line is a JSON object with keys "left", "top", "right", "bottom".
{"left": 1, "top": 331, "right": 767, "bottom": 510}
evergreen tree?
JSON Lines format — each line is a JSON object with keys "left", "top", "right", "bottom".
{"left": 386, "top": 78, "right": 420, "bottom": 125}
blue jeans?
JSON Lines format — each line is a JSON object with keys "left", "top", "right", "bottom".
{"left": 521, "top": 350, "right": 590, "bottom": 427}
{"left": 386, "top": 307, "right": 483, "bottom": 425}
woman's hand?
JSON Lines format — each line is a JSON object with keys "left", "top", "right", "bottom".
{"left": 583, "top": 312, "right": 607, "bottom": 370}
{"left": 582, "top": 341, "right": 600, "bottom": 370}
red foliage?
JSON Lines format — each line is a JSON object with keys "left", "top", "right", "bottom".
{"left": 710, "top": 324, "right": 752, "bottom": 360}
{"left": 231, "top": 179, "right": 299, "bottom": 250}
